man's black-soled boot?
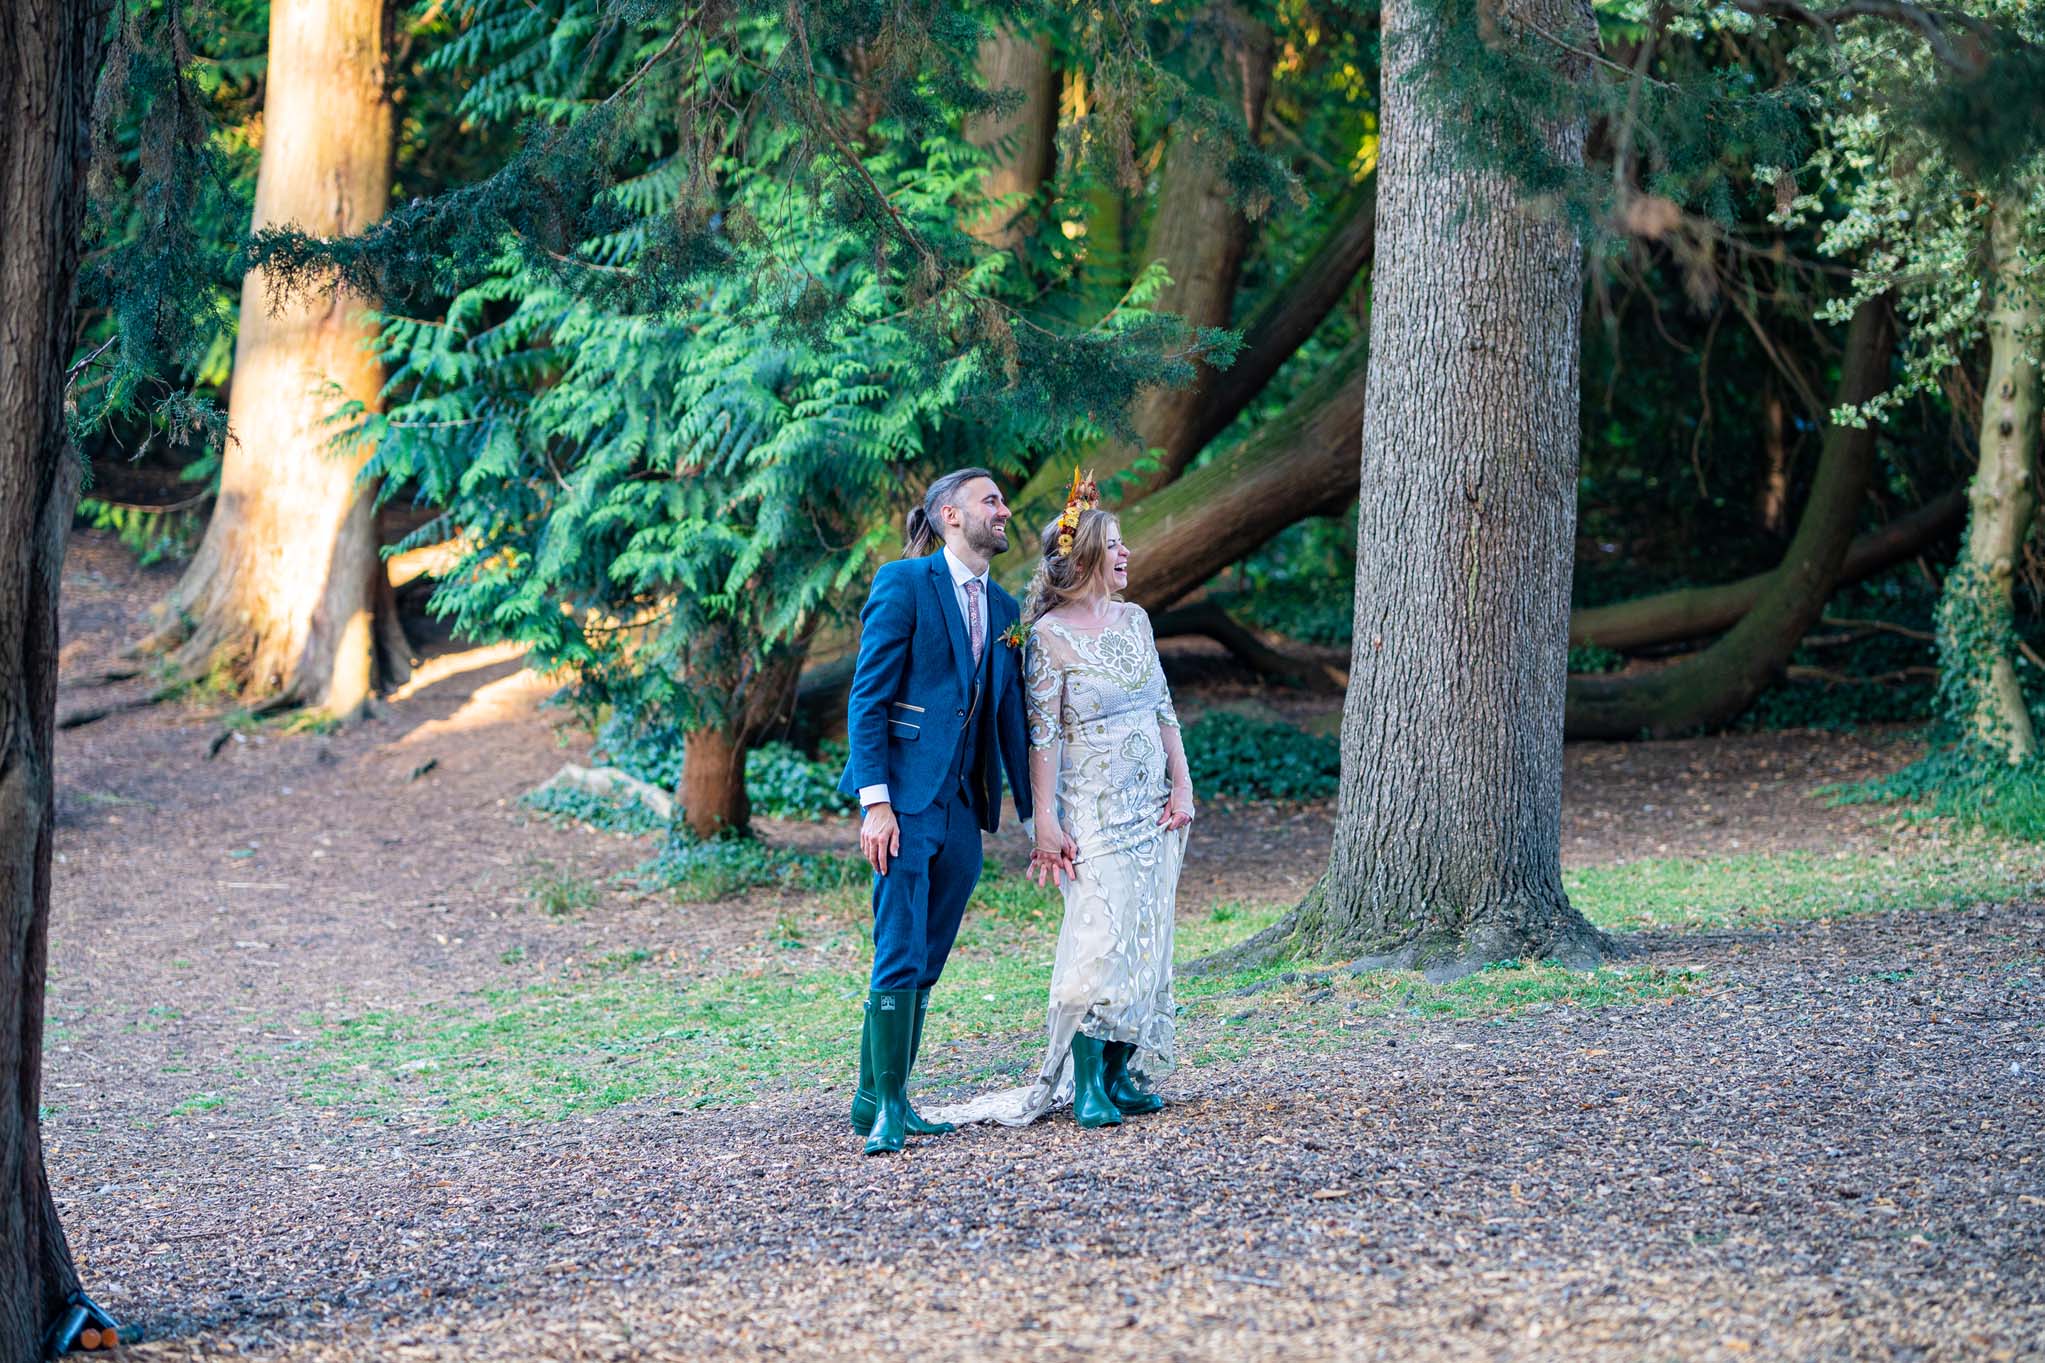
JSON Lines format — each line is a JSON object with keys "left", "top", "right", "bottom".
{"left": 1067, "top": 1033, "right": 1124, "bottom": 1129}
{"left": 1102, "top": 1040, "right": 1165, "bottom": 1115}
{"left": 863, "top": 988, "right": 921, "bottom": 1155}
{"left": 850, "top": 991, "right": 954, "bottom": 1136}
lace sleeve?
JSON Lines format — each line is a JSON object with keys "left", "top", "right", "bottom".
{"left": 1024, "top": 632, "right": 1062, "bottom": 750}
{"left": 1135, "top": 607, "right": 1181, "bottom": 730}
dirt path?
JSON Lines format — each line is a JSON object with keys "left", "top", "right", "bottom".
{"left": 45, "top": 531, "right": 2043, "bottom": 1360}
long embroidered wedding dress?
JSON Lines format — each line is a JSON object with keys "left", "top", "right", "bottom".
{"left": 925, "top": 604, "right": 1187, "bottom": 1128}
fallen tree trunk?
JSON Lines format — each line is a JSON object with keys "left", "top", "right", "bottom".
{"left": 1566, "top": 299, "right": 1897, "bottom": 740}
{"left": 1000, "top": 167, "right": 1374, "bottom": 570}
{"left": 1120, "top": 342, "right": 1366, "bottom": 610}
{"left": 1151, "top": 600, "right": 1345, "bottom": 691}
{"left": 1569, "top": 487, "right": 1965, "bottom": 652}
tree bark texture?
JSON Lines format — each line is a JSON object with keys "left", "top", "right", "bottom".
{"left": 964, "top": 28, "right": 1058, "bottom": 250}
{"left": 154, "top": 0, "right": 405, "bottom": 716}
{"left": 1565, "top": 300, "right": 1897, "bottom": 739}
{"left": 1946, "top": 203, "right": 2043, "bottom": 762}
{"left": 678, "top": 640, "right": 808, "bottom": 839}
{"left": 1568, "top": 487, "right": 1965, "bottom": 652}
{"left": 0, "top": 0, "right": 106, "bottom": 1352}
{"left": 997, "top": 185, "right": 1372, "bottom": 603}
{"left": 1120, "top": 344, "right": 1364, "bottom": 610}
{"left": 1185, "top": 177, "right": 1376, "bottom": 457}
{"left": 1005, "top": 4, "right": 1275, "bottom": 541}
{"left": 1269, "top": 0, "right": 1605, "bottom": 973}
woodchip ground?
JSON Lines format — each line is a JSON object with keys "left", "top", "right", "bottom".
{"left": 46, "top": 532, "right": 2044, "bottom": 1362}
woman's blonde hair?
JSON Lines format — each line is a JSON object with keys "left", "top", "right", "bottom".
{"left": 1023, "top": 508, "right": 1119, "bottom": 626}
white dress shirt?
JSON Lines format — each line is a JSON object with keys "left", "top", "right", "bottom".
{"left": 860, "top": 545, "right": 988, "bottom": 809}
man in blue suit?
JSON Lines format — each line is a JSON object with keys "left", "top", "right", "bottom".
{"left": 838, "top": 468, "right": 1039, "bottom": 1154}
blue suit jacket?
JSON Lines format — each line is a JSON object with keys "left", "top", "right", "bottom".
{"left": 837, "top": 553, "right": 1033, "bottom": 829}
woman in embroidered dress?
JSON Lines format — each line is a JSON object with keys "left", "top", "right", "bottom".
{"left": 925, "top": 495, "right": 1195, "bottom": 1130}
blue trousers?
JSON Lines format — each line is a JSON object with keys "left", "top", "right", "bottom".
{"left": 869, "top": 789, "right": 983, "bottom": 991}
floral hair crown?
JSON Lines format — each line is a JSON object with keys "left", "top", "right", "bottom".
{"left": 1055, "top": 468, "right": 1100, "bottom": 557}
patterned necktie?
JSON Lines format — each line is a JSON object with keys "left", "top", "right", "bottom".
{"left": 965, "top": 579, "right": 984, "bottom": 665}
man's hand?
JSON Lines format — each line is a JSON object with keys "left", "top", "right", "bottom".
{"left": 861, "top": 802, "right": 901, "bottom": 875}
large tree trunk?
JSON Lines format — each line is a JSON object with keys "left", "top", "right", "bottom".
{"left": 678, "top": 641, "right": 809, "bottom": 839}
{"left": 1115, "top": 4, "right": 1271, "bottom": 489}
{"left": 1005, "top": 4, "right": 1274, "bottom": 537}
{"left": 1568, "top": 487, "right": 1966, "bottom": 652}
{"left": 1941, "top": 202, "right": 2043, "bottom": 762}
{"left": 964, "top": 28, "right": 1059, "bottom": 250}
{"left": 0, "top": 0, "right": 106, "bottom": 1353}
{"left": 1229, "top": 0, "right": 1604, "bottom": 975}
{"left": 151, "top": 0, "right": 405, "bottom": 717}
{"left": 1186, "top": 177, "right": 1376, "bottom": 457}
{"left": 1566, "top": 300, "right": 1897, "bottom": 739}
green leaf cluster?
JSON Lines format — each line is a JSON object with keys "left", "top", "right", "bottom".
{"left": 1182, "top": 711, "right": 1342, "bottom": 801}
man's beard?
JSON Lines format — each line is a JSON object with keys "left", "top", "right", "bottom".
{"left": 965, "top": 517, "right": 1008, "bottom": 557}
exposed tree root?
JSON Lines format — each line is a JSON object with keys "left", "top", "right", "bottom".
{"left": 1151, "top": 601, "right": 1345, "bottom": 691}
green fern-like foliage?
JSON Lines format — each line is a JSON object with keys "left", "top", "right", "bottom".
{"left": 359, "top": 1, "right": 1224, "bottom": 799}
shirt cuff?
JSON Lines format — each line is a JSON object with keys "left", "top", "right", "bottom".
{"left": 859, "top": 784, "right": 891, "bottom": 808}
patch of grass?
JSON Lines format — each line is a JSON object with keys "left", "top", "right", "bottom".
{"left": 1563, "top": 841, "right": 2045, "bottom": 934}
{"left": 525, "top": 862, "right": 601, "bottom": 917}
{"left": 636, "top": 835, "right": 862, "bottom": 903}
{"left": 168, "top": 1092, "right": 225, "bottom": 1117}
{"left": 280, "top": 892, "right": 1691, "bottom": 1123}
{"left": 283, "top": 838, "right": 2040, "bottom": 1125}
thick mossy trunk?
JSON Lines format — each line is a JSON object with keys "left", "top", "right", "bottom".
{"left": 1941, "top": 203, "right": 2043, "bottom": 763}
{"left": 1231, "top": 0, "right": 1604, "bottom": 977}
{"left": 150, "top": 0, "right": 404, "bottom": 718}
{"left": 0, "top": 0, "right": 104, "bottom": 1351}
{"left": 1565, "top": 300, "right": 1897, "bottom": 740}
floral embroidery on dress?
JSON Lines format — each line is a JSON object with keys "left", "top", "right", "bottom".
{"left": 927, "top": 605, "right": 1188, "bottom": 1129}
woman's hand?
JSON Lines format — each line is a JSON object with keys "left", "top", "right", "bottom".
{"left": 1159, "top": 783, "right": 1195, "bottom": 832}
{"left": 1029, "top": 818, "right": 1078, "bottom": 888}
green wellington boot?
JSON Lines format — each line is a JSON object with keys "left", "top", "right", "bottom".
{"left": 862, "top": 988, "right": 920, "bottom": 1155}
{"left": 1067, "top": 1033, "right": 1124, "bottom": 1129}
{"left": 1102, "top": 1040, "right": 1165, "bottom": 1115}
{"left": 908, "top": 989, "right": 956, "bottom": 1134}
{"left": 849, "top": 991, "right": 954, "bottom": 1137}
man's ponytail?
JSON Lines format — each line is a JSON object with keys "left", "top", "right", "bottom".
{"left": 901, "top": 467, "right": 996, "bottom": 558}
{"left": 904, "top": 506, "right": 937, "bottom": 557}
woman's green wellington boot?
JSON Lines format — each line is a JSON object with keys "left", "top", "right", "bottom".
{"left": 862, "top": 988, "right": 920, "bottom": 1155}
{"left": 1067, "top": 1034, "right": 1124, "bottom": 1129}
{"left": 1102, "top": 1040, "right": 1165, "bottom": 1115}
{"left": 850, "top": 990, "right": 953, "bottom": 1137}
